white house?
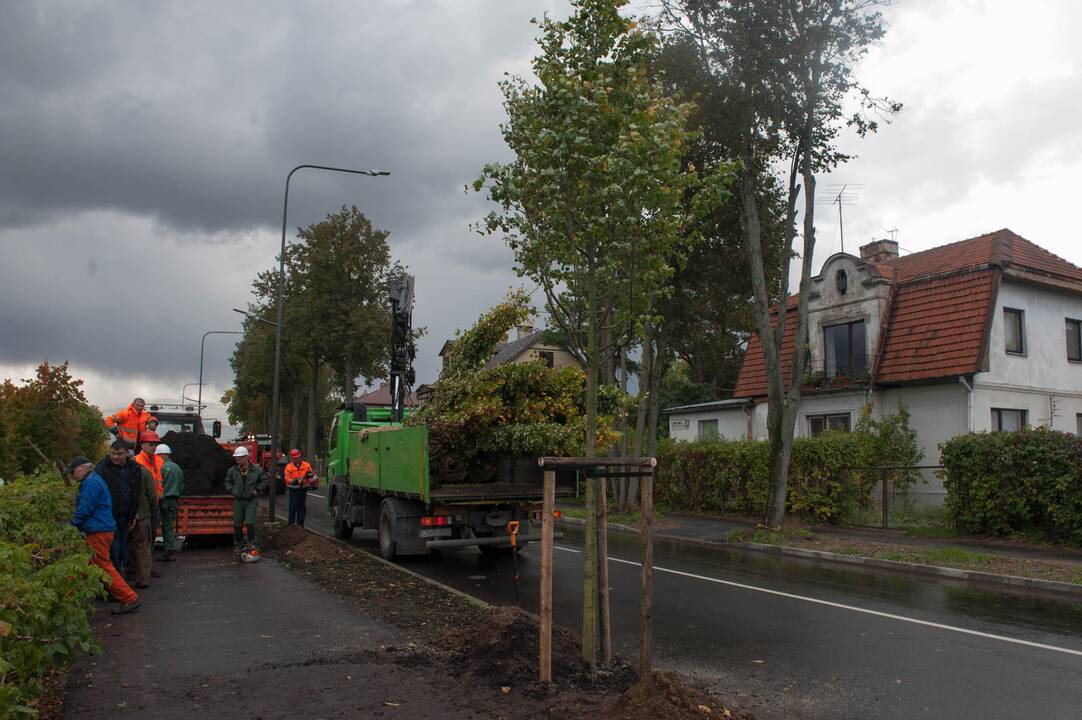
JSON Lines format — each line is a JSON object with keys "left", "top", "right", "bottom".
{"left": 666, "top": 229, "right": 1082, "bottom": 503}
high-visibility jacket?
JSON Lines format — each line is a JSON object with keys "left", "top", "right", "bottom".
{"left": 135, "top": 451, "right": 165, "bottom": 497}
{"left": 105, "top": 405, "right": 157, "bottom": 445}
{"left": 283, "top": 460, "right": 314, "bottom": 489}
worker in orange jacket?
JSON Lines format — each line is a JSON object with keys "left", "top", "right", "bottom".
{"left": 105, "top": 397, "right": 157, "bottom": 446}
{"left": 283, "top": 448, "right": 316, "bottom": 527}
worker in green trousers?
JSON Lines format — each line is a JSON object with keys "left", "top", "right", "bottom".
{"left": 224, "top": 446, "right": 267, "bottom": 553}
{"left": 156, "top": 444, "right": 184, "bottom": 561}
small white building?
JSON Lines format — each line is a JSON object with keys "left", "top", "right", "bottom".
{"left": 666, "top": 229, "right": 1082, "bottom": 504}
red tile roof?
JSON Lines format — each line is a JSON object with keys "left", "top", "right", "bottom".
{"left": 874, "top": 270, "right": 996, "bottom": 383}
{"left": 733, "top": 229, "right": 1079, "bottom": 397}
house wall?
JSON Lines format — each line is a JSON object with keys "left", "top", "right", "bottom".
{"left": 977, "top": 278, "right": 1082, "bottom": 433}
{"left": 668, "top": 407, "right": 749, "bottom": 441}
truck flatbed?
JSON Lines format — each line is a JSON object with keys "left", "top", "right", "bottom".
{"left": 430, "top": 482, "right": 574, "bottom": 503}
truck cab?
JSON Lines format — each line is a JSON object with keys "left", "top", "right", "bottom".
{"left": 146, "top": 403, "right": 221, "bottom": 438}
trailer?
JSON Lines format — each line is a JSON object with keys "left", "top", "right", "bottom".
{"left": 325, "top": 403, "right": 568, "bottom": 558}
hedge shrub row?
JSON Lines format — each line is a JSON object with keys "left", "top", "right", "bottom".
{"left": 0, "top": 470, "right": 105, "bottom": 718}
{"left": 655, "top": 405, "right": 924, "bottom": 523}
{"left": 940, "top": 427, "right": 1082, "bottom": 542}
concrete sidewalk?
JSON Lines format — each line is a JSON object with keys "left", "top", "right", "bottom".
{"left": 62, "top": 547, "right": 473, "bottom": 719}
{"left": 562, "top": 503, "right": 1082, "bottom": 567}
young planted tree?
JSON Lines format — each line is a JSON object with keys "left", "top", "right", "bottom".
{"left": 475, "top": 0, "right": 729, "bottom": 670}
{"left": 658, "top": 0, "right": 900, "bottom": 526}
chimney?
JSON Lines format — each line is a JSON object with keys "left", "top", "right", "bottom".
{"left": 860, "top": 239, "right": 899, "bottom": 263}
{"left": 516, "top": 324, "right": 535, "bottom": 340}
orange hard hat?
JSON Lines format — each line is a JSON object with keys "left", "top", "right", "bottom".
{"left": 289, "top": 448, "right": 301, "bottom": 459}
{"left": 140, "top": 431, "right": 160, "bottom": 444}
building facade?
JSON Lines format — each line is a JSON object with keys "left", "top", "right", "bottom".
{"left": 666, "top": 229, "right": 1082, "bottom": 503}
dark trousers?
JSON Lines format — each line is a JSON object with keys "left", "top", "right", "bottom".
{"left": 109, "top": 515, "right": 129, "bottom": 573}
{"left": 287, "top": 488, "right": 308, "bottom": 527}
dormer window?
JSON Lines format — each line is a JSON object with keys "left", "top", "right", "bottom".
{"left": 836, "top": 269, "right": 848, "bottom": 295}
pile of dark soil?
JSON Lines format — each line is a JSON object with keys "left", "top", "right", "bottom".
{"left": 601, "top": 671, "right": 737, "bottom": 720}
{"left": 161, "top": 431, "right": 233, "bottom": 495}
{"left": 443, "top": 606, "right": 591, "bottom": 687}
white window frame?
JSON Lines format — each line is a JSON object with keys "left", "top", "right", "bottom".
{"left": 991, "top": 408, "right": 1028, "bottom": 432}
{"left": 807, "top": 412, "right": 851, "bottom": 436}
{"left": 1066, "top": 318, "right": 1082, "bottom": 363}
{"left": 697, "top": 418, "right": 719, "bottom": 440}
{"left": 1004, "top": 308, "right": 1026, "bottom": 355}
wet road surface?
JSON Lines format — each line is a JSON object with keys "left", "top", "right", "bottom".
{"left": 296, "top": 493, "right": 1082, "bottom": 719}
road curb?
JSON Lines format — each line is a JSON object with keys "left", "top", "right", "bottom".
{"left": 278, "top": 522, "right": 492, "bottom": 610}
{"left": 557, "top": 517, "right": 1082, "bottom": 601}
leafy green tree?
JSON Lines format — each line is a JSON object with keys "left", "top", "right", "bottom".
{"left": 474, "top": 0, "right": 731, "bottom": 673}
{"left": 229, "top": 205, "right": 398, "bottom": 455}
{"left": 0, "top": 362, "right": 107, "bottom": 479}
{"left": 658, "top": 0, "right": 900, "bottom": 526}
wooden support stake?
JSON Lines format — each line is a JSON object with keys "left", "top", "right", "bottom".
{"left": 539, "top": 470, "right": 556, "bottom": 683}
{"left": 582, "top": 475, "right": 598, "bottom": 675}
{"left": 639, "top": 469, "right": 654, "bottom": 678}
{"left": 598, "top": 475, "right": 612, "bottom": 664}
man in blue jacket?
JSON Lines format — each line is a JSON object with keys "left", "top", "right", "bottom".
{"left": 69, "top": 456, "right": 141, "bottom": 614}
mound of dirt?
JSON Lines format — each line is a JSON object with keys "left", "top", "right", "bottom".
{"left": 602, "top": 671, "right": 735, "bottom": 720}
{"left": 162, "top": 431, "right": 233, "bottom": 495}
{"left": 443, "top": 606, "right": 589, "bottom": 687}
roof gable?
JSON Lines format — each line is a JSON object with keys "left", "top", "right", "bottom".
{"left": 733, "top": 229, "right": 1077, "bottom": 397}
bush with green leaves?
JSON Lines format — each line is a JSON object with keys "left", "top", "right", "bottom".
{"left": 656, "top": 404, "right": 923, "bottom": 523}
{"left": 0, "top": 470, "right": 106, "bottom": 718}
{"left": 940, "top": 427, "right": 1082, "bottom": 542}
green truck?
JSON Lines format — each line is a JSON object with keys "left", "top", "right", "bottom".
{"left": 325, "top": 402, "right": 562, "bottom": 558}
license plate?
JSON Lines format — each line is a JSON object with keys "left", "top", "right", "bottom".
{"left": 419, "top": 527, "right": 453, "bottom": 538}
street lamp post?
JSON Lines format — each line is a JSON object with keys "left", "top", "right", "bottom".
{"left": 198, "top": 331, "right": 242, "bottom": 420}
{"left": 181, "top": 382, "right": 204, "bottom": 405}
{"left": 268, "top": 164, "right": 390, "bottom": 521}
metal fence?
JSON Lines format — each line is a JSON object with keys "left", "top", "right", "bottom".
{"left": 842, "top": 465, "right": 946, "bottom": 529}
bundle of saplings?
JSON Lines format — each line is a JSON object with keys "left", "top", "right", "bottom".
{"left": 407, "top": 292, "right": 627, "bottom": 484}
{"left": 160, "top": 430, "right": 234, "bottom": 495}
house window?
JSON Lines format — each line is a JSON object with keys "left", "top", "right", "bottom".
{"left": 537, "top": 350, "right": 555, "bottom": 368}
{"left": 1067, "top": 319, "right": 1082, "bottom": 362}
{"left": 836, "top": 269, "right": 848, "bottom": 295}
{"left": 1076, "top": 414, "right": 1082, "bottom": 436}
{"left": 824, "top": 321, "right": 867, "bottom": 378}
{"left": 698, "top": 419, "right": 719, "bottom": 439}
{"left": 1004, "top": 308, "right": 1025, "bottom": 354}
{"left": 808, "top": 413, "right": 851, "bottom": 436}
{"left": 991, "top": 408, "right": 1027, "bottom": 431}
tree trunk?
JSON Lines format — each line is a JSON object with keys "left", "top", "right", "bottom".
{"left": 615, "top": 347, "right": 629, "bottom": 511}
{"left": 307, "top": 359, "right": 319, "bottom": 459}
{"left": 343, "top": 355, "right": 355, "bottom": 400}
{"left": 581, "top": 262, "right": 600, "bottom": 676}
{"left": 289, "top": 382, "right": 301, "bottom": 452}
{"left": 646, "top": 334, "right": 666, "bottom": 458}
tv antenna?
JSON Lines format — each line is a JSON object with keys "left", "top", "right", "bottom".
{"left": 817, "top": 184, "right": 863, "bottom": 254}
{"left": 885, "top": 227, "right": 899, "bottom": 243}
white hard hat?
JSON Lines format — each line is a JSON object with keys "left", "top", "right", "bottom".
{"left": 155, "top": 444, "right": 171, "bottom": 455}
{"left": 232, "top": 446, "right": 250, "bottom": 458}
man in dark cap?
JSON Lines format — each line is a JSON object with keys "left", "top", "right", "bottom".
{"left": 95, "top": 439, "right": 145, "bottom": 573}
{"left": 69, "top": 456, "right": 141, "bottom": 614}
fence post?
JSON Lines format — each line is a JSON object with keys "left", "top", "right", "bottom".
{"left": 639, "top": 468, "right": 654, "bottom": 678}
{"left": 539, "top": 468, "right": 555, "bottom": 683}
{"left": 882, "top": 468, "right": 888, "bottom": 529}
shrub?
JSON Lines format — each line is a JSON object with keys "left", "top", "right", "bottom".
{"left": 940, "top": 427, "right": 1082, "bottom": 543}
{"left": 656, "top": 404, "right": 923, "bottom": 523}
{"left": 0, "top": 469, "right": 106, "bottom": 718}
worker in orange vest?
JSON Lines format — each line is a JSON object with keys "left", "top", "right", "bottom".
{"left": 105, "top": 397, "right": 157, "bottom": 446}
{"left": 130, "top": 431, "right": 163, "bottom": 587}
{"left": 135, "top": 431, "right": 165, "bottom": 497}
{"left": 283, "top": 448, "right": 316, "bottom": 527}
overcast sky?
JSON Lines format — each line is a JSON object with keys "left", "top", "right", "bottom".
{"left": 2, "top": 0, "right": 1080, "bottom": 434}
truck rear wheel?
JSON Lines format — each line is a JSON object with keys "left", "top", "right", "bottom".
{"left": 333, "top": 485, "right": 353, "bottom": 540}
{"left": 378, "top": 501, "right": 397, "bottom": 559}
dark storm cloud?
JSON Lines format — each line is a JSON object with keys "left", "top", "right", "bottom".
{"left": 0, "top": 1, "right": 553, "bottom": 236}
{"left": 0, "top": 0, "right": 565, "bottom": 403}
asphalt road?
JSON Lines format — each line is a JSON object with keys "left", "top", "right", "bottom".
{"left": 294, "top": 492, "right": 1082, "bottom": 720}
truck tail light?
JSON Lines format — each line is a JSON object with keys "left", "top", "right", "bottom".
{"left": 420, "top": 515, "right": 451, "bottom": 527}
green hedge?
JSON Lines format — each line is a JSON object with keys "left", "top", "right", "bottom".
{"left": 657, "top": 433, "right": 873, "bottom": 522}
{"left": 0, "top": 470, "right": 106, "bottom": 718}
{"left": 655, "top": 405, "right": 923, "bottom": 523}
{"left": 940, "top": 428, "right": 1082, "bottom": 542}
